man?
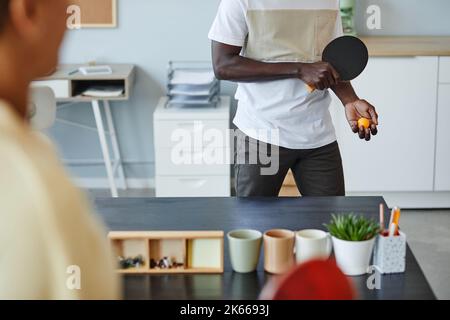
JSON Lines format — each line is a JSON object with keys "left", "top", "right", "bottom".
{"left": 0, "top": 0, "right": 119, "bottom": 299}
{"left": 209, "top": 0, "right": 379, "bottom": 197}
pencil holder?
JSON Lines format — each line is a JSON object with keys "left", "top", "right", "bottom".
{"left": 373, "top": 232, "right": 406, "bottom": 274}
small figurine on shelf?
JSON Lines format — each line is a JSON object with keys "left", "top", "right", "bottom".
{"left": 118, "top": 255, "right": 145, "bottom": 269}
{"left": 157, "top": 258, "right": 165, "bottom": 269}
{"left": 157, "top": 257, "right": 172, "bottom": 269}
{"left": 163, "top": 257, "right": 172, "bottom": 269}
{"left": 118, "top": 256, "right": 132, "bottom": 269}
{"left": 132, "top": 255, "right": 144, "bottom": 268}
{"left": 150, "top": 257, "right": 184, "bottom": 270}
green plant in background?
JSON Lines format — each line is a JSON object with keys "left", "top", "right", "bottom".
{"left": 324, "top": 213, "right": 380, "bottom": 241}
{"left": 340, "top": 0, "right": 356, "bottom": 35}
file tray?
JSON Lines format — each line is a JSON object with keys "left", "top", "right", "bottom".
{"left": 167, "top": 61, "right": 220, "bottom": 108}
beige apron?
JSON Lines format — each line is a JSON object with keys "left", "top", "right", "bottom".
{"left": 245, "top": 9, "right": 339, "bottom": 63}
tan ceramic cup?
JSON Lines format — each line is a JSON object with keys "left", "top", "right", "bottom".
{"left": 263, "top": 229, "right": 295, "bottom": 274}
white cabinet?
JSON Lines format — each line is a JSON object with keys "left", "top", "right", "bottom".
{"left": 435, "top": 84, "right": 450, "bottom": 191}
{"left": 439, "top": 57, "right": 450, "bottom": 83}
{"left": 154, "top": 97, "right": 231, "bottom": 197}
{"left": 435, "top": 59, "right": 450, "bottom": 191}
{"left": 331, "top": 57, "right": 438, "bottom": 192}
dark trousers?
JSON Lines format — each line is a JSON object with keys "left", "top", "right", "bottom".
{"left": 234, "top": 130, "right": 345, "bottom": 197}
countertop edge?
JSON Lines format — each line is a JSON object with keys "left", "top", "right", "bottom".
{"left": 360, "top": 36, "right": 450, "bottom": 57}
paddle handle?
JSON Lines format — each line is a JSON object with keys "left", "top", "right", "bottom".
{"left": 306, "top": 84, "right": 316, "bottom": 93}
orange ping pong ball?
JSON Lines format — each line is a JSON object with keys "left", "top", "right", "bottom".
{"left": 358, "top": 118, "right": 371, "bottom": 129}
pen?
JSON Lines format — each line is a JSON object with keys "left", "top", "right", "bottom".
{"left": 389, "top": 223, "right": 397, "bottom": 237}
{"left": 68, "top": 69, "right": 79, "bottom": 75}
{"left": 379, "top": 203, "right": 385, "bottom": 233}
{"left": 389, "top": 207, "right": 401, "bottom": 237}
{"left": 393, "top": 207, "right": 401, "bottom": 235}
{"left": 389, "top": 207, "right": 395, "bottom": 226}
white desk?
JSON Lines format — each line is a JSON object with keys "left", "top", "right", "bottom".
{"left": 34, "top": 64, "right": 136, "bottom": 197}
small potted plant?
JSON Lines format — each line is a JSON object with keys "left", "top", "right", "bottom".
{"left": 340, "top": 0, "right": 356, "bottom": 35}
{"left": 325, "top": 214, "right": 380, "bottom": 276}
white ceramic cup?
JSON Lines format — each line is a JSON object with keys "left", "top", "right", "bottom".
{"left": 295, "top": 229, "right": 332, "bottom": 264}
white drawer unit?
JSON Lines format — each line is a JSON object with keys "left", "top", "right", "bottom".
{"left": 154, "top": 96, "right": 231, "bottom": 197}
{"left": 439, "top": 57, "right": 450, "bottom": 83}
{"left": 154, "top": 120, "right": 230, "bottom": 149}
{"left": 155, "top": 147, "right": 231, "bottom": 176}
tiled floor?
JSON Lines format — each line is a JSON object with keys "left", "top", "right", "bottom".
{"left": 88, "top": 189, "right": 450, "bottom": 300}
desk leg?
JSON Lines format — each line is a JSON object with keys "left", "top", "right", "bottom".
{"left": 92, "top": 100, "right": 118, "bottom": 198}
{"left": 104, "top": 100, "right": 127, "bottom": 190}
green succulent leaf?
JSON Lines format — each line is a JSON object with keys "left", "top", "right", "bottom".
{"left": 324, "top": 213, "right": 380, "bottom": 242}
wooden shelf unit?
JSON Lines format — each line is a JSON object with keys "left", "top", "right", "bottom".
{"left": 108, "top": 231, "right": 224, "bottom": 274}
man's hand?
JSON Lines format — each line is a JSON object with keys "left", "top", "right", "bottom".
{"left": 345, "top": 99, "right": 379, "bottom": 141}
{"left": 298, "top": 62, "right": 340, "bottom": 90}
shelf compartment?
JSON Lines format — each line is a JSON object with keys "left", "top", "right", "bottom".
{"left": 187, "top": 238, "right": 222, "bottom": 270}
{"left": 111, "top": 238, "right": 149, "bottom": 272}
{"left": 149, "top": 239, "right": 186, "bottom": 270}
{"left": 71, "top": 79, "right": 126, "bottom": 99}
{"left": 108, "top": 231, "right": 224, "bottom": 274}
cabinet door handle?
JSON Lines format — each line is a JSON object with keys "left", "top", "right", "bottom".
{"left": 177, "top": 178, "right": 207, "bottom": 189}
{"left": 176, "top": 122, "right": 203, "bottom": 129}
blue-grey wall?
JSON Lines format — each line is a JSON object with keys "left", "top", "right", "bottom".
{"left": 52, "top": 0, "right": 450, "bottom": 182}
{"left": 356, "top": 0, "right": 450, "bottom": 36}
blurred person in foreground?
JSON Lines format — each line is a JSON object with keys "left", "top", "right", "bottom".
{"left": 0, "top": 0, "right": 119, "bottom": 299}
{"left": 260, "top": 260, "right": 355, "bottom": 300}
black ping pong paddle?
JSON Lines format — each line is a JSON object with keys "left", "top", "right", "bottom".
{"left": 306, "top": 35, "right": 369, "bottom": 92}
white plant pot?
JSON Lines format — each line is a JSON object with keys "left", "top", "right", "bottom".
{"left": 332, "top": 236, "right": 376, "bottom": 276}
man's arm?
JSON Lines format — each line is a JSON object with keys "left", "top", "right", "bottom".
{"left": 212, "top": 41, "right": 340, "bottom": 90}
{"left": 212, "top": 41, "right": 379, "bottom": 141}
{"left": 332, "top": 82, "right": 379, "bottom": 141}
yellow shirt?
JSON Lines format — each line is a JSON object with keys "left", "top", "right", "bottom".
{"left": 0, "top": 101, "right": 120, "bottom": 299}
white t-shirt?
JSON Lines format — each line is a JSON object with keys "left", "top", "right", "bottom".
{"left": 0, "top": 101, "right": 120, "bottom": 300}
{"left": 209, "top": 0, "right": 343, "bottom": 149}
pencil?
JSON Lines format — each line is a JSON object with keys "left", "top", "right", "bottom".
{"left": 379, "top": 203, "right": 385, "bottom": 232}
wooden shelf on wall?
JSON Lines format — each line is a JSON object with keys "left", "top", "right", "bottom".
{"left": 109, "top": 231, "right": 224, "bottom": 274}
